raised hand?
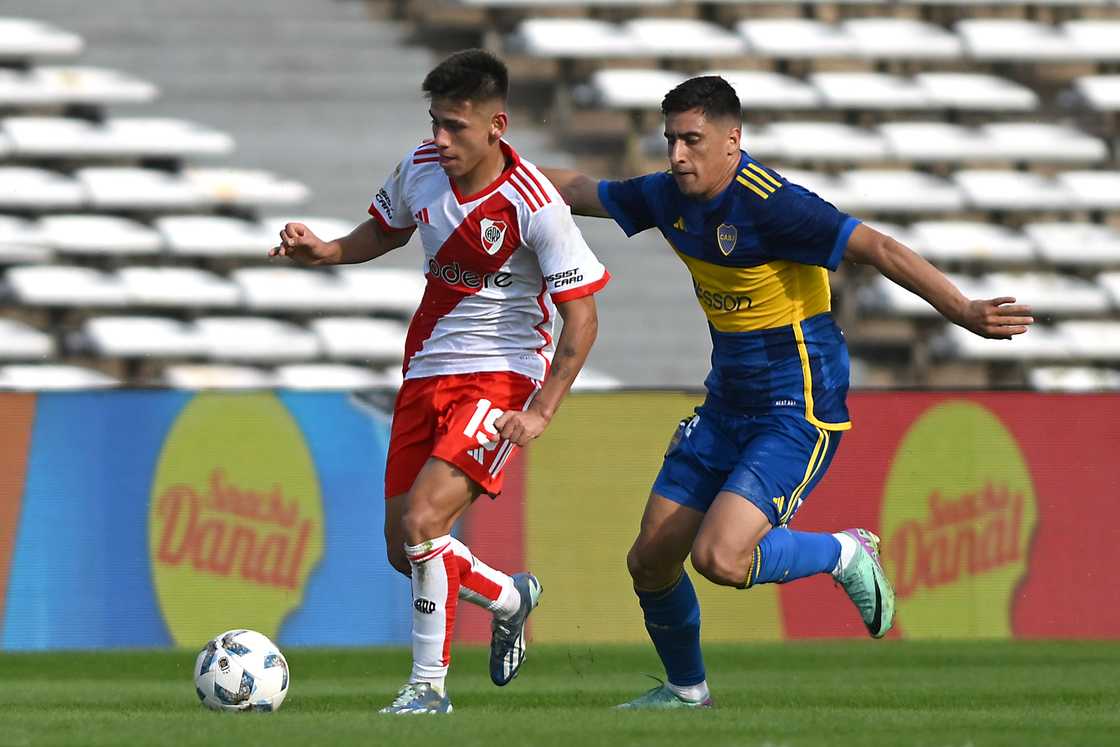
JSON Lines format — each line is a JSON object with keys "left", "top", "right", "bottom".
{"left": 269, "top": 222, "right": 338, "bottom": 266}
{"left": 960, "top": 297, "right": 1034, "bottom": 340}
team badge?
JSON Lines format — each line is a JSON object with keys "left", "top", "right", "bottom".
{"left": 480, "top": 218, "right": 507, "bottom": 255}
{"left": 716, "top": 223, "right": 737, "bottom": 256}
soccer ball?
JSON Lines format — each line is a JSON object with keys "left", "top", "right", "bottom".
{"left": 194, "top": 629, "right": 289, "bottom": 712}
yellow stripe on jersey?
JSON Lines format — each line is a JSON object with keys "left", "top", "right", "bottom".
{"left": 793, "top": 320, "right": 852, "bottom": 432}
{"left": 735, "top": 175, "right": 769, "bottom": 200}
{"left": 740, "top": 167, "right": 776, "bottom": 195}
{"left": 747, "top": 162, "right": 782, "bottom": 189}
{"left": 675, "top": 250, "right": 833, "bottom": 333}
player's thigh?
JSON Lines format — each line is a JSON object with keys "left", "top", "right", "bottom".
{"left": 690, "top": 491, "right": 772, "bottom": 587}
{"left": 628, "top": 491, "right": 705, "bottom": 591}
{"left": 650, "top": 407, "right": 742, "bottom": 516}
{"left": 401, "top": 457, "right": 483, "bottom": 544}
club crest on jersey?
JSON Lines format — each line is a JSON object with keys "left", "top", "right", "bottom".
{"left": 480, "top": 218, "right": 508, "bottom": 256}
{"left": 716, "top": 224, "right": 737, "bottom": 256}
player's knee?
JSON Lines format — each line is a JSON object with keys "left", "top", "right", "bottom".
{"left": 690, "top": 544, "right": 751, "bottom": 588}
{"left": 385, "top": 545, "right": 411, "bottom": 577}
{"left": 400, "top": 501, "right": 446, "bottom": 545}
{"left": 626, "top": 541, "right": 673, "bottom": 589}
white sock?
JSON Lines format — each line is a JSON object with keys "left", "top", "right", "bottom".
{"left": 831, "top": 531, "right": 859, "bottom": 578}
{"left": 667, "top": 680, "right": 710, "bottom": 703}
{"left": 405, "top": 535, "right": 459, "bottom": 688}
{"left": 447, "top": 537, "right": 520, "bottom": 619}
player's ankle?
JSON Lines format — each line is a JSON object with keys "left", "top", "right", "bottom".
{"left": 667, "top": 680, "right": 709, "bottom": 703}
{"left": 831, "top": 531, "right": 858, "bottom": 578}
{"left": 411, "top": 677, "right": 446, "bottom": 696}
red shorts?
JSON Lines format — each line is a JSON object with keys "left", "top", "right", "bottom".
{"left": 384, "top": 371, "right": 540, "bottom": 499}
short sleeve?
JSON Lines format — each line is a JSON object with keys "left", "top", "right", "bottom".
{"left": 526, "top": 203, "right": 611, "bottom": 303}
{"left": 752, "top": 175, "right": 860, "bottom": 271}
{"left": 367, "top": 158, "right": 416, "bottom": 234}
{"left": 597, "top": 175, "right": 661, "bottom": 238}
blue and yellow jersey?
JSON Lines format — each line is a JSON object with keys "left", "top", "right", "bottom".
{"left": 598, "top": 152, "right": 859, "bottom": 430}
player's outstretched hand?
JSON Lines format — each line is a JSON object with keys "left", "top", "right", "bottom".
{"left": 494, "top": 409, "right": 549, "bottom": 447}
{"left": 960, "top": 297, "right": 1034, "bottom": 340}
{"left": 269, "top": 222, "right": 337, "bottom": 266}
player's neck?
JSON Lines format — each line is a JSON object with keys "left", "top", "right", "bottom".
{"left": 453, "top": 144, "right": 509, "bottom": 198}
{"left": 697, "top": 156, "right": 741, "bottom": 203}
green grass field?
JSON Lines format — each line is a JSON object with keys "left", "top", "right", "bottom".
{"left": 1, "top": 642, "right": 1117, "bottom": 747}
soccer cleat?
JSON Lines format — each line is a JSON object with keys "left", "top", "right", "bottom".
{"left": 836, "top": 528, "right": 895, "bottom": 639}
{"left": 489, "top": 572, "right": 543, "bottom": 686}
{"left": 615, "top": 680, "right": 713, "bottom": 710}
{"left": 378, "top": 682, "right": 453, "bottom": 714}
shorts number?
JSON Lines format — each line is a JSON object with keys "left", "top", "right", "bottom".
{"left": 463, "top": 398, "right": 505, "bottom": 450}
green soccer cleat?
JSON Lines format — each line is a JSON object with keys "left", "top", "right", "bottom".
{"left": 615, "top": 680, "right": 713, "bottom": 710}
{"left": 836, "top": 528, "right": 895, "bottom": 639}
{"left": 378, "top": 682, "right": 453, "bottom": 714}
{"left": 489, "top": 572, "right": 543, "bottom": 686}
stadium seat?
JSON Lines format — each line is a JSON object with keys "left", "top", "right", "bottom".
{"left": 1061, "top": 20, "right": 1120, "bottom": 62}
{"left": 809, "top": 73, "right": 931, "bottom": 110}
{"left": 183, "top": 168, "right": 309, "bottom": 207}
{"left": 0, "top": 214, "right": 52, "bottom": 264}
{"left": 1075, "top": 75, "right": 1120, "bottom": 111}
{"left": 736, "top": 19, "right": 855, "bottom": 59}
{"left": 2, "top": 117, "right": 234, "bottom": 160}
{"left": 36, "top": 214, "right": 163, "bottom": 256}
{"left": 0, "top": 167, "right": 84, "bottom": 210}
{"left": 332, "top": 266, "right": 426, "bottom": 315}
{"left": 459, "top": 0, "right": 673, "bottom": 5}
{"left": 0, "top": 66, "right": 157, "bottom": 107}
{"left": 979, "top": 123, "right": 1107, "bottom": 164}
{"left": 838, "top": 170, "right": 965, "bottom": 213}
{"left": 116, "top": 267, "right": 241, "bottom": 308}
{"left": 763, "top": 122, "right": 888, "bottom": 163}
{"left": 308, "top": 317, "right": 408, "bottom": 361}
{"left": 511, "top": 19, "right": 640, "bottom": 59}
{"left": 1055, "top": 320, "right": 1120, "bottom": 360}
{"left": 76, "top": 167, "right": 202, "bottom": 211}
{"left": 161, "top": 363, "right": 275, "bottom": 389}
{"left": 1055, "top": 171, "right": 1120, "bottom": 210}
{"left": 1025, "top": 222, "right": 1120, "bottom": 267}
{"left": 953, "top": 170, "right": 1075, "bottom": 211}
{"left": 230, "top": 267, "right": 371, "bottom": 312}
{"left": 706, "top": 70, "right": 822, "bottom": 110}
{"left": 5, "top": 265, "right": 128, "bottom": 307}
{"left": 909, "top": 221, "right": 1036, "bottom": 264}
{"left": 80, "top": 316, "right": 205, "bottom": 358}
{"left": 572, "top": 366, "right": 622, "bottom": 391}
{"left": 841, "top": 18, "right": 963, "bottom": 60}
{"left": 984, "top": 271, "right": 1112, "bottom": 315}
{"left": 585, "top": 69, "right": 685, "bottom": 110}
{"left": 0, "top": 318, "right": 53, "bottom": 359}
{"left": 936, "top": 322, "right": 1068, "bottom": 361}
{"left": 1028, "top": 366, "right": 1120, "bottom": 392}
{"left": 0, "top": 18, "right": 83, "bottom": 61}
{"left": 956, "top": 19, "right": 1075, "bottom": 61}
{"left": 623, "top": 18, "right": 745, "bottom": 58}
{"left": 193, "top": 316, "right": 321, "bottom": 362}
{"left": 155, "top": 215, "right": 275, "bottom": 258}
{"left": 0, "top": 364, "right": 117, "bottom": 389}
{"left": 914, "top": 72, "right": 1038, "bottom": 111}
{"left": 877, "top": 122, "right": 989, "bottom": 163}
{"left": 273, "top": 363, "right": 393, "bottom": 390}
{"left": 739, "top": 124, "right": 783, "bottom": 160}
{"left": 1098, "top": 271, "right": 1120, "bottom": 307}
{"left": 862, "top": 271, "right": 987, "bottom": 317}
{"left": 0, "top": 131, "right": 10, "bottom": 159}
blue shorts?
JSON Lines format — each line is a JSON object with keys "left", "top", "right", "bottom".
{"left": 652, "top": 404, "right": 843, "bottom": 526}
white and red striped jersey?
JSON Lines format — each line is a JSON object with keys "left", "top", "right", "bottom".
{"left": 368, "top": 139, "right": 610, "bottom": 381}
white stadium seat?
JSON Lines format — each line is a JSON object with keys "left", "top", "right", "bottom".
{"left": 910, "top": 221, "right": 1036, "bottom": 264}
{"left": 1055, "top": 320, "right": 1120, "bottom": 360}
{"left": 512, "top": 19, "right": 640, "bottom": 58}
{"left": 116, "top": 267, "right": 241, "bottom": 308}
{"left": 230, "top": 267, "right": 370, "bottom": 312}
{"left": 707, "top": 70, "right": 822, "bottom": 110}
{"left": 937, "top": 322, "right": 1068, "bottom": 361}
{"left": 183, "top": 168, "right": 309, "bottom": 207}
{"left": 1055, "top": 171, "right": 1120, "bottom": 210}
{"left": 1075, "top": 75, "right": 1120, "bottom": 111}
{"left": 838, "top": 170, "right": 965, "bottom": 213}
{"left": 259, "top": 216, "right": 358, "bottom": 246}
{"left": 0, "top": 364, "right": 118, "bottom": 390}
{"left": 0, "top": 18, "right": 83, "bottom": 61}
{"left": 953, "top": 170, "right": 1075, "bottom": 211}
{"left": 1025, "top": 223, "right": 1120, "bottom": 267}
{"left": 877, "top": 122, "right": 989, "bottom": 163}
{"left": 985, "top": 272, "right": 1112, "bottom": 315}
{"left": 763, "top": 122, "right": 888, "bottom": 163}
{"left": 1098, "top": 272, "right": 1120, "bottom": 308}
{"left": 76, "top": 167, "right": 203, "bottom": 211}
{"left": 81, "top": 316, "right": 204, "bottom": 358}
{"left": 460, "top": 0, "right": 673, "bottom": 5}
{"left": 0, "top": 132, "right": 10, "bottom": 159}
{"left": 956, "top": 19, "right": 1075, "bottom": 61}
{"left": 155, "top": 215, "right": 275, "bottom": 258}
{"left": 586, "top": 69, "right": 685, "bottom": 110}
{"left": 1061, "top": 21, "right": 1120, "bottom": 62}
{"left": 624, "top": 18, "right": 745, "bottom": 57}
{"left": 2, "top": 117, "right": 234, "bottom": 160}
{"left": 5, "top": 265, "right": 128, "bottom": 307}
{"left": 841, "top": 18, "right": 963, "bottom": 60}
{"left": 0, "top": 66, "right": 157, "bottom": 107}
{"left": 1028, "top": 366, "right": 1120, "bottom": 392}
{"left": 308, "top": 317, "right": 408, "bottom": 362}
{"left": 863, "top": 272, "right": 987, "bottom": 317}
{"left": 0, "top": 318, "right": 53, "bottom": 359}
{"left": 915, "top": 73, "right": 1038, "bottom": 111}
{"left": 162, "top": 364, "right": 275, "bottom": 389}
{"left": 273, "top": 363, "right": 394, "bottom": 390}
{"left": 0, "top": 215, "right": 52, "bottom": 264}
{"left": 809, "top": 73, "right": 931, "bottom": 110}
{"left": 36, "top": 214, "right": 163, "bottom": 256}
{"left": 979, "top": 123, "right": 1107, "bottom": 164}
{"left": 193, "top": 317, "right": 321, "bottom": 362}
{"left": 572, "top": 367, "right": 623, "bottom": 391}
{"left": 332, "top": 266, "right": 426, "bottom": 315}
{"left": 0, "top": 167, "right": 84, "bottom": 210}
{"left": 740, "top": 124, "right": 783, "bottom": 160}
{"left": 736, "top": 19, "right": 855, "bottom": 59}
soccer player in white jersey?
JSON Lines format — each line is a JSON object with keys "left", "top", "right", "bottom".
{"left": 270, "top": 50, "right": 610, "bottom": 714}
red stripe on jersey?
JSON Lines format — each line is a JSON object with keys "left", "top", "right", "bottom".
{"left": 551, "top": 270, "right": 611, "bottom": 303}
{"left": 402, "top": 191, "right": 524, "bottom": 374}
{"left": 519, "top": 166, "right": 552, "bottom": 206}
{"left": 511, "top": 169, "right": 544, "bottom": 209}
{"left": 367, "top": 204, "right": 415, "bottom": 234}
{"left": 508, "top": 172, "right": 540, "bottom": 211}
{"left": 533, "top": 279, "right": 553, "bottom": 376}
{"left": 413, "top": 157, "right": 440, "bottom": 164}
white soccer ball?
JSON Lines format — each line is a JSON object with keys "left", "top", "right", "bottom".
{"left": 194, "top": 629, "right": 290, "bottom": 712}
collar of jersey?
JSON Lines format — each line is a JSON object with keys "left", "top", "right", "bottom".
{"left": 448, "top": 139, "right": 521, "bottom": 205}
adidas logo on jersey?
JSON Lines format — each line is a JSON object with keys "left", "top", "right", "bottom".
{"left": 468, "top": 447, "right": 485, "bottom": 464}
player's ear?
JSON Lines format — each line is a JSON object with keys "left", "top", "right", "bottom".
{"left": 489, "top": 110, "right": 509, "bottom": 143}
{"left": 728, "top": 125, "right": 742, "bottom": 155}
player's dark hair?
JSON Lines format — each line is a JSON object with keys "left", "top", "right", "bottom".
{"left": 422, "top": 49, "right": 509, "bottom": 104}
{"left": 661, "top": 75, "right": 741, "bottom": 122}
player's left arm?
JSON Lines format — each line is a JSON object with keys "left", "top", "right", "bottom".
{"left": 844, "top": 223, "right": 1034, "bottom": 340}
{"left": 494, "top": 294, "right": 599, "bottom": 446}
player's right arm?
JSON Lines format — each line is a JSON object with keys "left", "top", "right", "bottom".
{"left": 270, "top": 219, "right": 414, "bottom": 266}
{"left": 539, "top": 168, "right": 610, "bottom": 218}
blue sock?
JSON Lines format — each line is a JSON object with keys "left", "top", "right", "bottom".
{"left": 747, "top": 527, "right": 841, "bottom": 587}
{"left": 635, "top": 572, "right": 705, "bottom": 687}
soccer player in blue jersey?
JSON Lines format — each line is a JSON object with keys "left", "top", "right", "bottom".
{"left": 541, "top": 76, "right": 1034, "bottom": 709}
